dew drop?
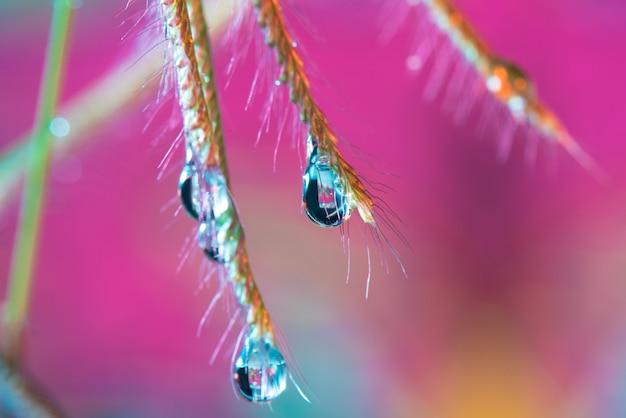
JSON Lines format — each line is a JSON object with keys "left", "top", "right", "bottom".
{"left": 233, "top": 334, "right": 287, "bottom": 403}
{"left": 302, "top": 147, "right": 351, "bottom": 227}
{"left": 179, "top": 158, "right": 239, "bottom": 263}
{"left": 178, "top": 163, "right": 199, "bottom": 220}
{"left": 197, "top": 220, "right": 220, "bottom": 261}
{"left": 196, "top": 169, "right": 238, "bottom": 263}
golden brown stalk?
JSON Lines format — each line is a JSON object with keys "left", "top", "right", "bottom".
{"left": 253, "top": 0, "right": 377, "bottom": 224}
{"left": 185, "top": 0, "right": 230, "bottom": 180}
{"left": 162, "top": 4, "right": 288, "bottom": 402}
{"left": 161, "top": 0, "right": 274, "bottom": 338}
{"left": 423, "top": 0, "right": 606, "bottom": 180}
{"left": 160, "top": 0, "right": 217, "bottom": 167}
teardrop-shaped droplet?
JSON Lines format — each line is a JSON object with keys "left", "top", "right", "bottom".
{"left": 302, "top": 151, "right": 351, "bottom": 227}
{"left": 196, "top": 169, "right": 238, "bottom": 263}
{"left": 178, "top": 163, "right": 200, "bottom": 220}
{"left": 233, "top": 334, "right": 287, "bottom": 403}
{"left": 197, "top": 220, "right": 221, "bottom": 261}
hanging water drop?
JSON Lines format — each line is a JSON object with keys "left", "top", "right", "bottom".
{"left": 197, "top": 219, "right": 220, "bottom": 261}
{"left": 233, "top": 333, "right": 287, "bottom": 403}
{"left": 196, "top": 168, "right": 239, "bottom": 263}
{"left": 302, "top": 146, "right": 352, "bottom": 227}
{"left": 178, "top": 162, "right": 199, "bottom": 219}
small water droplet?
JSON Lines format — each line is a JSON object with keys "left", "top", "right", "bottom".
{"left": 233, "top": 334, "right": 287, "bottom": 403}
{"left": 197, "top": 220, "right": 220, "bottom": 260}
{"left": 178, "top": 163, "right": 199, "bottom": 219}
{"left": 302, "top": 147, "right": 351, "bottom": 227}
{"left": 196, "top": 169, "right": 238, "bottom": 263}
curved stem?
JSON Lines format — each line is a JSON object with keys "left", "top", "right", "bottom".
{"left": 187, "top": 0, "right": 231, "bottom": 185}
{"left": 3, "top": 0, "right": 73, "bottom": 362}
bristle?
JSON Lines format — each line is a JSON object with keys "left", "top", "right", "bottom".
{"left": 382, "top": 0, "right": 605, "bottom": 178}
{"left": 158, "top": 0, "right": 289, "bottom": 402}
{"left": 251, "top": 0, "right": 379, "bottom": 225}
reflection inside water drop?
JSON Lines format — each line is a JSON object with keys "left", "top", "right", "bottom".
{"left": 233, "top": 333, "right": 287, "bottom": 402}
{"left": 302, "top": 145, "right": 351, "bottom": 227}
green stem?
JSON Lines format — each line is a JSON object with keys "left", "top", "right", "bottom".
{"left": 4, "top": 0, "right": 73, "bottom": 361}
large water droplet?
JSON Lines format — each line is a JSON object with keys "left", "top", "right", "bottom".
{"left": 196, "top": 169, "right": 238, "bottom": 263}
{"left": 233, "top": 334, "right": 287, "bottom": 402}
{"left": 302, "top": 148, "right": 351, "bottom": 227}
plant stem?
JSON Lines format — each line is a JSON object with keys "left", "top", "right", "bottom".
{"left": 3, "top": 0, "right": 73, "bottom": 362}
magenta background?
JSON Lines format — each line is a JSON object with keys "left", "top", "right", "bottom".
{"left": 1, "top": 0, "right": 626, "bottom": 417}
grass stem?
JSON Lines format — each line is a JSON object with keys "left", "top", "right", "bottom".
{"left": 3, "top": 0, "right": 73, "bottom": 362}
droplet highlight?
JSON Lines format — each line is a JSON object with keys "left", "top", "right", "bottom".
{"left": 302, "top": 147, "right": 351, "bottom": 227}
{"left": 233, "top": 334, "right": 287, "bottom": 403}
{"left": 49, "top": 117, "right": 70, "bottom": 138}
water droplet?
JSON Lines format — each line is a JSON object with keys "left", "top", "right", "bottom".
{"left": 178, "top": 163, "right": 199, "bottom": 220}
{"left": 179, "top": 159, "right": 238, "bottom": 262}
{"left": 196, "top": 169, "right": 238, "bottom": 263}
{"left": 233, "top": 334, "right": 287, "bottom": 403}
{"left": 197, "top": 220, "right": 220, "bottom": 260}
{"left": 302, "top": 147, "right": 351, "bottom": 227}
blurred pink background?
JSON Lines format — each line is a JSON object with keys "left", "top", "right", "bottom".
{"left": 1, "top": 0, "right": 626, "bottom": 417}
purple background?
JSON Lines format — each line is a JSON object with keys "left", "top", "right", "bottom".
{"left": 1, "top": 0, "right": 626, "bottom": 417}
